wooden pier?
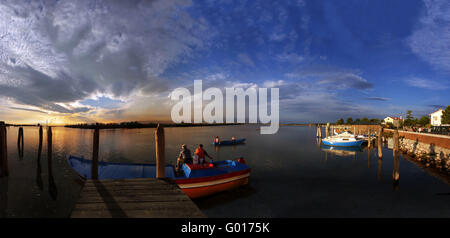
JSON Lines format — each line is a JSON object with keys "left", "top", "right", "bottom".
{"left": 70, "top": 178, "right": 206, "bottom": 218}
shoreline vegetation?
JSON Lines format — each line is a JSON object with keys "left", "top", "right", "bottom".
{"left": 64, "top": 122, "right": 245, "bottom": 129}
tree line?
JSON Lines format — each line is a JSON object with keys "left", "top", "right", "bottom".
{"left": 335, "top": 117, "right": 380, "bottom": 125}
{"left": 334, "top": 105, "right": 450, "bottom": 127}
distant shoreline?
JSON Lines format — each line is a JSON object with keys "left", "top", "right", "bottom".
{"left": 64, "top": 122, "right": 246, "bottom": 129}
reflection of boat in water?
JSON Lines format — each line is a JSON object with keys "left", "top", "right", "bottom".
{"left": 67, "top": 155, "right": 251, "bottom": 199}
{"left": 321, "top": 145, "right": 363, "bottom": 156}
{"left": 321, "top": 145, "right": 363, "bottom": 152}
{"left": 322, "top": 131, "right": 364, "bottom": 147}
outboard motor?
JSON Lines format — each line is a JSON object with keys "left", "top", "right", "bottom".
{"left": 237, "top": 157, "right": 246, "bottom": 164}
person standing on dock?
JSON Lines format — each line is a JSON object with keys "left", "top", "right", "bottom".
{"left": 176, "top": 144, "right": 193, "bottom": 172}
{"left": 195, "top": 144, "right": 213, "bottom": 164}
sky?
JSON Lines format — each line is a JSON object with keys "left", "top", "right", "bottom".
{"left": 0, "top": 0, "right": 449, "bottom": 125}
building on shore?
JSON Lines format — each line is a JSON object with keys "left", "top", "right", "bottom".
{"left": 382, "top": 116, "right": 403, "bottom": 127}
{"left": 430, "top": 109, "right": 443, "bottom": 126}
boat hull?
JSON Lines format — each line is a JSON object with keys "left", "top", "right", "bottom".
{"left": 176, "top": 171, "right": 250, "bottom": 198}
{"left": 321, "top": 139, "right": 364, "bottom": 147}
{"left": 213, "top": 138, "right": 246, "bottom": 146}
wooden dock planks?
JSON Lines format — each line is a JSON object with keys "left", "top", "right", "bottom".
{"left": 70, "top": 178, "right": 206, "bottom": 218}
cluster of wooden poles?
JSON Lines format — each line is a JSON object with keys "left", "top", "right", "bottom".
{"left": 0, "top": 121, "right": 167, "bottom": 180}
{"left": 317, "top": 124, "right": 401, "bottom": 187}
{"left": 92, "top": 123, "right": 167, "bottom": 179}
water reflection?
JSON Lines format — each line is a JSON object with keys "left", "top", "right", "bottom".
{"left": 36, "top": 127, "right": 43, "bottom": 190}
{"left": 393, "top": 150, "right": 400, "bottom": 191}
{"left": 35, "top": 127, "right": 58, "bottom": 200}
{"left": 17, "top": 127, "right": 24, "bottom": 159}
{"left": 321, "top": 145, "right": 363, "bottom": 157}
{"left": 47, "top": 127, "right": 58, "bottom": 200}
{"left": 377, "top": 157, "right": 383, "bottom": 181}
{"left": 0, "top": 125, "right": 449, "bottom": 217}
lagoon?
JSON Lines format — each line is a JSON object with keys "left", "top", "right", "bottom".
{"left": 0, "top": 125, "right": 449, "bottom": 217}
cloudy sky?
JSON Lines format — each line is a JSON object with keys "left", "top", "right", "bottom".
{"left": 0, "top": 0, "right": 449, "bottom": 124}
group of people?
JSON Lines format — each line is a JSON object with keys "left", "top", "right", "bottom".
{"left": 176, "top": 144, "right": 213, "bottom": 171}
{"left": 176, "top": 136, "right": 237, "bottom": 172}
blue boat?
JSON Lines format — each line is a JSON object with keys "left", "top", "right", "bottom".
{"left": 321, "top": 131, "right": 363, "bottom": 147}
{"left": 321, "top": 139, "right": 363, "bottom": 147}
{"left": 66, "top": 155, "right": 251, "bottom": 198}
{"left": 213, "top": 138, "right": 246, "bottom": 146}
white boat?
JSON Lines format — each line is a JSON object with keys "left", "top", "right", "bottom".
{"left": 322, "top": 131, "right": 364, "bottom": 147}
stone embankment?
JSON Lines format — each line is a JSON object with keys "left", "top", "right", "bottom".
{"left": 384, "top": 129, "right": 450, "bottom": 174}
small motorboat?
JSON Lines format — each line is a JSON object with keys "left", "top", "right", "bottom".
{"left": 321, "top": 131, "right": 363, "bottom": 147}
{"left": 213, "top": 138, "right": 246, "bottom": 146}
{"left": 67, "top": 155, "right": 251, "bottom": 199}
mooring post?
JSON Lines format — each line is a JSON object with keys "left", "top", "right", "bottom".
{"left": 92, "top": 123, "right": 99, "bottom": 180}
{"left": 38, "top": 126, "right": 43, "bottom": 161}
{"left": 155, "top": 124, "right": 165, "bottom": 178}
{"left": 393, "top": 129, "right": 399, "bottom": 153}
{"left": 368, "top": 129, "right": 371, "bottom": 148}
{"left": 377, "top": 126, "right": 383, "bottom": 159}
{"left": 47, "top": 126, "right": 53, "bottom": 176}
{"left": 0, "top": 121, "right": 8, "bottom": 176}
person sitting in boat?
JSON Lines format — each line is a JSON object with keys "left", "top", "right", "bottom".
{"left": 214, "top": 136, "right": 220, "bottom": 144}
{"left": 176, "top": 144, "right": 193, "bottom": 172}
{"left": 231, "top": 136, "right": 236, "bottom": 142}
{"left": 195, "top": 144, "right": 213, "bottom": 164}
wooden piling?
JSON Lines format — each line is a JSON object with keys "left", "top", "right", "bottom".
{"left": 0, "top": 121, "right": 8, "bottom": 176}
{"left": 47, "top": 126, "right": 53, "bottom": 175}
{"left": 368, "top": 129, "right": 371, "bottom": 148}
{"left": 393, "top": 129, "right": 399, "bottom": 152}
{"left": 38, "top": 126, "right": 43, "bottom": 161}
{"left": 155, "top": 124, "right": 165, "bottom": 178}
{"left": 325, "top": 123, "right": 330, "bottom": 138}
{"left": 377, "top": 127, "right": 383, "bottom": 159}
{"left": 92, "top": 124, "right": 99, "bottom": 180}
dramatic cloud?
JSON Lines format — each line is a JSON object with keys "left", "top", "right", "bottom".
{"left": 408, "top": 0, "right": 450, "bottom": 72}
{"left": 0, "top": 0, "right": 209, "bottom": 115}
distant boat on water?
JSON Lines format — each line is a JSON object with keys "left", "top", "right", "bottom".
{"left": 213, "top": 138, "right": 246, "bottom": 146}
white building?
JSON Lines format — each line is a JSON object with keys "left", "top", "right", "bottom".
{"left": 430, "top": 109, "right": 443, "bottom": 126}
{"left": 383, "top": 116, "right": 402, "bottom": 126}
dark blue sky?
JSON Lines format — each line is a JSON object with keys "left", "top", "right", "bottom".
{"left": 158, "top": 0, "right": 449, "bottom": 122}
{"left": 0, "top": 0, "right": 448, "bottom": 124}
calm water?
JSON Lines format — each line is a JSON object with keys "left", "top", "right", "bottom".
{"left": 0, "top": 125, "right": 449, "bottom": 218}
